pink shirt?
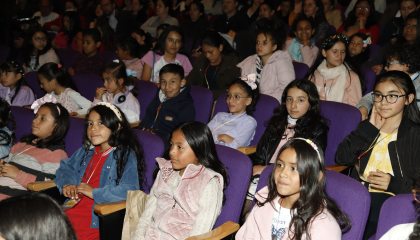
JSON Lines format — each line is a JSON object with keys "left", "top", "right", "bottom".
{"left": 54, "top": 32, "right": 78, "bottom": 50}
{"left": 269, "top": 126, "right": 295, "bottom": 164}
{"left": 284, "top": 39, "right": 319, "bottom": 68}
{"left": 123, "top": 58, "right": 144, "bottom": 80}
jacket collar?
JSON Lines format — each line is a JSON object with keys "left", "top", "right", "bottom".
{"left": 158, "top": 83, "right": 191, "bottom": 103}
{"left": 156, "top": 157, "right": 204, "bottom": 180}
{"left": 397, "top": 117, "right": 412, "bottom": 140}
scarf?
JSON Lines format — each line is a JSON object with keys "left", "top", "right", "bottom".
{"left": 287, "top": 115, "right": 298, "bottom": 125}
{"left": 316, "top": 59, "right": 348, "bottom": 103}
{"left": 289, "top": 38, "right": 302, "bottom": 62}
{"left": 256, "top": 56, "right": 264, "bottom": 83}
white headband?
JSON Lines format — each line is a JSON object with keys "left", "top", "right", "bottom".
{"left": 95, "top": 102, "right": 122, "bottom": 121}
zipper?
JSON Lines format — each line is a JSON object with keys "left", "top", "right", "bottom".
{"left": 394, "top": 141, "right": 403, "bottom": 177}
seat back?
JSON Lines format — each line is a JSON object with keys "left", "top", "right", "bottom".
{"left": 369, "top": 44, "right": 380, "bottom": 59}
{"left": 374, "top": 194, "right": 419, "bottom": 240}
{"left": 98, "top": 51, "right": 118, "bottom": 63}
{"left": 190, "top": 85, "right": 214, "bottom": 123}
{"left": 213, "top": 93, "right": 279, "bottom": 146}
{"left": 25, "top": 71, "right": 45, "bottom": 98}
{"left": 65, "top": 117, "right": 85, "bottom": 156}
{"left": 72, "top": 74, "right": 104, "bottom": 101}
{"left": 137, "top": 80, "right": 159, "bottom": 119}
{"left": 185, "top": 38, "right": 194, "bottom": 52}
{"left": 362, "top": 67, "right": 376, "bottom": 96}
{"left": 10, "top": 106, "right": 33, "bottom": 141}
{"left": 320, "top": 101, "right": 361, "bottom": 166}
{"left": 327, "top": 25, "right": 337, "bottom": 34}
{"left": 55, "top": 48, "right": 81, "bottom": 68}
{"left": 0, "top": 45, "right": 10, "bottom": 63}
{"left": 293, "top": 62, "right": 309, "bottom": 79}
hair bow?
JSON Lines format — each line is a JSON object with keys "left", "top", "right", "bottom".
{"left": 240, "top": 74, "right": 257, "bottom": 90}
{"left": 57, "top": 64, "right": 62, "bottom": 68}
{"left": 363, "top": 37, "right": 372, "bottom": 48}
{"left": 126, "top": 69, "right": 137, "bottom": 77}
{"left": 31, "top": 94, "right": 59, "bottom": 114}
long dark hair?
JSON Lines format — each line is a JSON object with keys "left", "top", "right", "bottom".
{"left": 22, "top": 26, "right": 53, "bottom": 71}
{"left": 62, "top": 11, "right": 82, "bottom": 49}
{"left": 256, "top": 18, "right": 286, "bottom": 53}
{"left": 102, "top": 62, "right": 138, "bottom": 96}
{"left": 153, "top": 25, "right": 190, "bottom": 57}
{"left": 163, "top": 121, "right": 230, "bottom": 204}
{"left": 0, "top": 193, "right": 77, "bottom": 240}
{"left": 38, "top": 63, "right": 79, "bottom": 92}
{"left": 117, "top": 36, "right": 141, "bottom": 58}
{"left": 348, "top": 33, "right": 371, "bottom": 65}
{"left": 227, "top": 79, "right": 260, "bottom": 116}
{"left": 84, "top": 105, "right": 146, "bottom": 188}
{"left": 258, "top": 139, "right": 351, "bottom": 239}
{"left": 303, "top": 0, "right": 327, "bottom": 26}
{"left": 343, "top": 0, "right": 377, "bottom": 31}
{"left": 0, "top": 99, "right": 16, "bottom": 146}
{"left": 21, "top": 103, "right": 70, "bottom": 148}
{"left": 201, "top": 30, "right": 237, "bottom": 56}
{"left": 96, "top": 16, "right": 113, "bottom": 51}
{"left": 375, "top": 71, "right": 420, "bottom": 124}
{"left": 305, "top": 33, "right": 366, "bottom": 94}
{"left": 0, "top": 61, "right": 35, "bottom": 104}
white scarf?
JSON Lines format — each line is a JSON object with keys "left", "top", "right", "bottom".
{"left": 316, "top": 59, "right": 348, "bottom": 103}
{"left": 287, "top": 115, "right": 297, "bottom": 125}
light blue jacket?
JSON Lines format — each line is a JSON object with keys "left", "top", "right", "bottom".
{"left": 54, "top": 145, "right": 140, "bottom": 228}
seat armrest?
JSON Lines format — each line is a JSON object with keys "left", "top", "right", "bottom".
{"left": 326, "top": 164, "right": 348, "bottom": 172}
{"left": 94, "top": 200, "right": 127, "bottom": 215}
{"left": 27, "top": 180, "right": 56, "bottom": 191}
{"left": 237, "top": 146, "right": 257, "bottom": 155}
{"left": 186, "top": 221, "right": 239, "bottom": 240}
{"left": 130, "top": 120, "right": 141, "bottom": 128}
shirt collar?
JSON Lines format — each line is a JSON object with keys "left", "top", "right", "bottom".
{"left": 228, "top": 111, "right": 247, "bottom": 118}
{"left": 411, "top": 71, "right": 420, "bottom": 81}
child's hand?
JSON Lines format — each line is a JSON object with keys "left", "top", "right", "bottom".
{"left": 357, "top": 16, "right": 367, "bottom": 29}
{"left": 301, "top": 39, "right": 311, "bottom": 47}
{"left": 372, "top": 64, "right": 383, "bottom": 76}
{"left": 369, "top": 105, "right": 385, "bottom": 130}
{"left": 359, "top": 106, "right": 369, "bottom": 120}
{"left": 68, "top": 68, "right": 75, "bottom": 75}
{"left": 1, "top": 163, "right": 20, "bottom": 179}
{"left": 217, "top": 134, "right": 234, "bottom": 143}
{"left": 252, "top": 165, "right": 267, "bottom": 176}
{"left": 70, "top": 112, "right": 78, "bottom": 116}
{"left": 77, "top": 183, "right": 94, "bottom": 199}
{"left": 95, "top": 87, "right": 107, "bottom": 100}
{"left": 367, "top": 169, "right": 391, "bottom": 190}
{"left": 63, "top": 184, "right": 79, "bottom": 199}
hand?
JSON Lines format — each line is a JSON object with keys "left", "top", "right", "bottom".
{"left": 95, "top": 87, "right": 107, "bottom": 100}
{"left": 217, "top": 134, "right": 234, "bottom": 143}
{"left": 14, "top": 38, "right": 24, "bottom": 48}
{"left": 359, "top": 106, "right": 369, "bottom": 120}
{"left": 63, "top": 184, "right": 79, "bottom": 199}
{"left": 358, "top": 17, "right": 367, "bottom": 29}
{"left": 1, "top": 163, "right": 20, "bottom": 179}
{"left": 372, "top": 64, "right": 383, "bottom": 76}
{"left": 369, "top": 105, "right": 385, "bottom": 130}
{"left": 77, "top": 182, "right": 94, "bottom": 199}
{"left": 367, "top": 169, "right": 391, "bottom": 190}
{"left": 68, "top": 67, "right": 75, "bottom": 75}
{"left": 227, "top": 30, "right": 236, "bottom": 43}
{"left": 252, "top": 165, "right": 267, "bottom": 176}
{"left": 301, "top": 39, "right": 311, "bottom": 47}
{"left": 50, "top": 25, "right": 61, "bottom": 32}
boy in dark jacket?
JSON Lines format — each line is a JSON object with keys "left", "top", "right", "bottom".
{"left": 137, "top": 64, "right": 196, "bottom": 143}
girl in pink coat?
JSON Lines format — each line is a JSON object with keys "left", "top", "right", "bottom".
{"left": 236, "top": 138, "right": 351, "bottom": 240}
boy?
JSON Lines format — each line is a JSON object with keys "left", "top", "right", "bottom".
{"left": 137, "top": 64, "right": 196, "bottom": 143}
{"left": 68, "top": 28, "right": 107, "bottom": 76}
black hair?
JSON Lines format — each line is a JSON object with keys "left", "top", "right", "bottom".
{"left": 385, "top": 44, "right": 420, "bottom": 74}
{"left": 348, "top": 32, "right": 371, "bottom": 65}
{"left": 21, "top": 26, "right": 53, "bottom": 70}
{"left": 0, "top": 99, "right": 16, "bottom": 146}
{"left": 0, "top": 193, "right": 77, "bottom": 240}
{"left": 156, "top": 23, "right": 170, "bottom": 39}
{"left": 159, "top": 63, "right": 184, "bottom": 79}
{"left": 260, "top": 1, "right": 276, "bottom": 11}
{"left": 96, "top": 16, "right": 113, "bottom": 51}
{"left": 227, "top": 79, "right": 260, "bottom": 115}
{"left": 132, "top": 29, "right": 152, "bottom": 47}
{"left": 62, "top": 11, "right": 82, "bottom": 49}
{"left": 258, "top": 138, "right": 351, "bottom": 239}
{"left": 374, "top": 71, "right": 420, "bottom": 124}
{"left": 82, "top": 28, "right": 102, "bottom": 43}
{"left": 255, "top": 18, "right": 286, "bottom": 53}
{"left": 21, "top": 103, "right": 70, "bottom": 148}
{"left": 305, "top": 33, "right": 366, "bottom": 94}
{"left": 304, "top": 0, "right": 327, "bottom": 26}
{"left": 290, "top": 14, "right": 316, "bottom": 38}
{"left": 65, "top": 0, "right": 78, "bottom": 9}
{"left": 158, "top": 0, "right": 174, "bottom": 16}
{"left": 38, "top": 63, "right": 79, "bottom": 92}
{"left": 116, "top": 36, "right": 141, "bottom": 58}
{"left": 153, "top": 25, "right": 190, "bottom": 57}
{"left": 190, "top": 0, "right": 205, "bottom": 13}
{"left": 84, "top": 105, "right": 146, "bottom": 188}
{"left": 399, "top": 0, "right": 420, "bottom": 7}
{"left": 102, "top": 62, "right": 138, "bottom": 96}
{"left": 325, "top": 0, "right": 335, "bottom": 8}
{"left": 162, "top": 121, "right": 229, "bottom": 204}
{"left": 343, "top": 0, "right": 377, "bottom": 31}
{"left": 201, "top": 30, "right": 236, "bottom": 56}
{"left": 400, "top": 11, "right": 420, "bottom": 46}
{"left": 0, "top": 61, "right": 35, "bottom": 104}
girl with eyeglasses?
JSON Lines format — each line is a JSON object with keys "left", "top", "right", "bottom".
{"left": 336, "top": 71, "right": 420, "bottom": 239}
{"left": 207, "top": 77, "right": 260, "bottom": 150}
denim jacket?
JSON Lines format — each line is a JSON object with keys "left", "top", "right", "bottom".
{"left": 54, "top": 145, "right": 140, "bottom": 228}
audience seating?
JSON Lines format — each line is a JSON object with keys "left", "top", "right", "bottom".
{"left": 98, "top": 51, "right": 118, "bottom": 63}
{"left": 24, "top": 71, "right": 45, "bottom": 98}
{"left": 55, "top": 48, "right": 81, "bottom": 68}
{"left": 284, "top": 25, "right": 291, "bottom": 36}
{"left": 186, "top": 37, "right": 194, "bottom": 52}
{"left": 0, "top": 45, "right": 10, "bottom": 63}
{"left": 327, "top": 25, "right": 337, "bottom": 34}
{"left": 10, "top": 106, "right": 33, "bottom": 141}
{"left": 65, "top": 117, "right": 85, "bottom": 156}
{"left": 72, "top": 74, "right": 104, "bottom": 101}
{"left": 136, "top": 80, "right": 159, "bottom": 119}
{"left": 362, "top": 66, "right": 376, "bottom": 96}
{"left": 190, "top": 85, "right": 214, "bottom": 123}
{"left": 293, "top": 61, "right": 309, "bottom": 79}
{"left": 369, "top": 44, "right": 380, "bottom": 59}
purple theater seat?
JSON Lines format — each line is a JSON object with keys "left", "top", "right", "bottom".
{"left": 186, "top": 37, "right": 194, "bottom": 52}
{"left": 213, "top": 93, "right": 279, "bottom": 146}
{"left": 284, "top": 25, "right": 291, "bottom": 36}
{"left": 255, "top": 165, "right": 371, "bottom": 240}
{"left": 320, "top": 100, "right": 361, "bottom": 166}
{"left": 190, "top": 85, "right": 214, "bottom": 123}
{"left": 55, "top": 48, "right": 81, "bottom": 68}
{"left": 10, "top": 106, "right": 33, "bottom": 141}
{"left": 98, "top": 51, "right": 118, "bottom": 63}
{"left": 137, "top": 80, "right": 159, "bottom": 119}
{"left": 293, "top": 62, "right": 309, "bottom": 79}
{"left": 65, "top": 117, "right": 85, "bottom": 157}
{"left": 327, "top": 25, "right": 337, "bottom": 34}
{"left": 362, "top": 66, "right": 376, "bottom": 96}
{"left": 72, "top": 74, "right": 104, "bottom": 101}
{"left": 0, "top": 45, "right": 10, "bottom": 63}
{"left": 24, "top": 71, "right": 45, "bottom": 99}
{"left": 369, "top": 44, "right": 380, "bottom": 59}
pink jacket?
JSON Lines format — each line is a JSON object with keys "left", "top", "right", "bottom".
{"left": 236, "top": 186, "right": 342, "bottom": 240}
{"left": 237, "top": 51, "right": 295, "bottom": 103}
{"left": 284, "top": 39, "right": 319, "bottom": 68}
{"left": 145, "top": 158, "right": 223, "bottom": 240}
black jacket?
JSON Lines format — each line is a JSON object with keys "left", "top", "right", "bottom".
{"left": 251, "top": 122, "right": 329, "bottom": 166}
{"left": 213, "top": 11, "right": 249, "bottom": 34}
{"left": 114, "top": 10, "right": 137, "bottom": 35}
{"left": 335, "top": 117, "right": 420, "bottom": 194}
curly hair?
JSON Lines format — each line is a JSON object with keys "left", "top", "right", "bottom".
{"left": 385, "top": 43, "right": 420, "bottom": 74}
{"left": 227, "top": 78, "right": 260, "bottom": 116}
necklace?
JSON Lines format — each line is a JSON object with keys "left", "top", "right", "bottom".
{"left": 84, "top": 147, "right": 114, "bottom": 184}
{"left": 204, "top": 60, "right": 221, "bottom": 89}
{"left": 210, "top": 114, "right": 244, "bottom": 132}
{"left": 6, "top": 144, "right": 35, "bottom": 163}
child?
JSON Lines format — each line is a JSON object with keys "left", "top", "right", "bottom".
{"left": 116, "top": 36, "right": 144, "bottom": 80}
{"left": 21, "top": 26, "right": 60, "bottom": 73}
{"left": 131, "top": 29, "right": 153, "bottom": 55}
{"left": 92, "top": 61, "right": 140, "bottom": 123}
{"left": 54, "top": 103, "right": 146, "bottom": 239}
{"left": 0, "top": 97, "right": 70, "bottom": 201}
{"left": 0, "top": 99, "right": 16, "bottom": 159}
{"left": 336, "top": 70, "right": 420, "bottom": 239}
{"left": 137, "top": 64, "right": 195, "bottom": 143}
{"left": 130, "top": 121, "right": 229, "bottom": 239}
{"left": 237, "top": 20, "right": 295, "bottom": 103}
{"left": 68, "top": 28, "right": 107, "bottom": 76}
{"left": 237, "top": 138, "right": 351, "bottom": 240}
{"left": 207, "top": 76, "right": 260, "bottom": 149}
{"left": 38, "top": 63, "right": 92, "bottom": 116}
{"left": 0, "top": 61, "right": 36, "bottom": 107}
{"left": 305, "top": 34, "right": 364, "bottom": 106}
{"left": 285, "top": 15, "right": 319, "bottom": 68}
{"left": 141, "top": 25, "right": 192, "bottom": 83}
{"left": 51, "top": 11, "right": 83, "bottom": 53}
{"left": 348, "top": 33, "right": 371, "bottom": 68}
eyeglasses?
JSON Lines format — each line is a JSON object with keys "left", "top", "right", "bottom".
{"left": 356, "top": 6, "right": 370, "bottom": 10}
{"left": 34, "top": 37, "right": 48, "bottom": 42}
{"left": 385, "top": 62, "right": 404, "bottom": 68}
{"left": 225, "top": 94, "right": 249, "bottom": 101}
{"left": 371, "top": 92, "right": 406, "bottom": 104}
{"left": 412, "top": 189, "right": 420, "bottom": 203}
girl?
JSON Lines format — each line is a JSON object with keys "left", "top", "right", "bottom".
{"left": 140, "top": 0, "right": 179, "bottom": 37}
{"left": 54, "top": 103, "right": 146, "bottom": 240}
{"left": 131, "top": 29, "right": 153, "bottom": 55}
{"left": 130, "top": 121, "right": 229, "bottom": 240}
{"left": 207, "top": 76, "right": 260, "bottom": 149}
{"left": 21, "top": 26, "right": 60, "bottom": 73}
{"left": 276, "top": 0, "right": 298, "bottom": 25}
{"left": 38, "top": 63, "right": 92, "bottom": 116}
{"left": 116, "top": 36, "right": 144, "bottom": 80}
{"left": 336, "top": 71, "right": 420, "bottom": 239}
{"left": 348, "top": 33, "right": 371, "bottom": 68}
{"left": 303, "top": 0, "right": 329, "bottom": 43}
{"left": 0, "top": 97, "right": 70, "bottom": 201}
{"left": 337, "top": 0, "right": 380, "bottom": 44}
{"left": 180, "top": 1, "right": 210, "bottom": 42}
{"left": 285, "top": 15, "right": 319, "bottom": 68}
{"left": 96, "top": 17, "right": 113, "bottom": 51}
{"left": 305, "top": 33, "right": 364, "bottom": 106}
{"left": 0, "top": 61, "right": 36, "bottom": 107}
{"left": 52, "top": 11, "right": 83, "bottom": 53}
{"left": 0, "top": 99, "right": 16, "bottom": 159}
{"left": 322, "top": 0, "right": 342, "bottom": 30}
{"left": 93, "top": 61, "right": 141, "bottom": 123}
{"left": 141, "top": 25, "right": 192, "bottom": 83}
{"left": 237, "top": 138, "right": 351, "bottom": 240}
{"left": 186, "top": 30, "right": 241, "bottom": 100}
{"left": 237, "top": 20, "right": 295, "bottom": 103}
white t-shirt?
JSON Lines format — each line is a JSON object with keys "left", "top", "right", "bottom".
{"left": 380, "top": 223, "right": 415, "bottom": 240}
{"left": 272, "top": 197, "right": 294, "bottom": 240}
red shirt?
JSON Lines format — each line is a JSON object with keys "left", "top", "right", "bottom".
{"left": 337, "top": 23, "right": 380, "bottom": 44}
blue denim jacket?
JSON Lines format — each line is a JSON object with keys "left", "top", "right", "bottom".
{"left": 54, "top": 145, "right": 140, "bottom": 228}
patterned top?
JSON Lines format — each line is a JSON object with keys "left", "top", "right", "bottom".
{"left": 50, "top": 88, "right": 92, "bottom": 115}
